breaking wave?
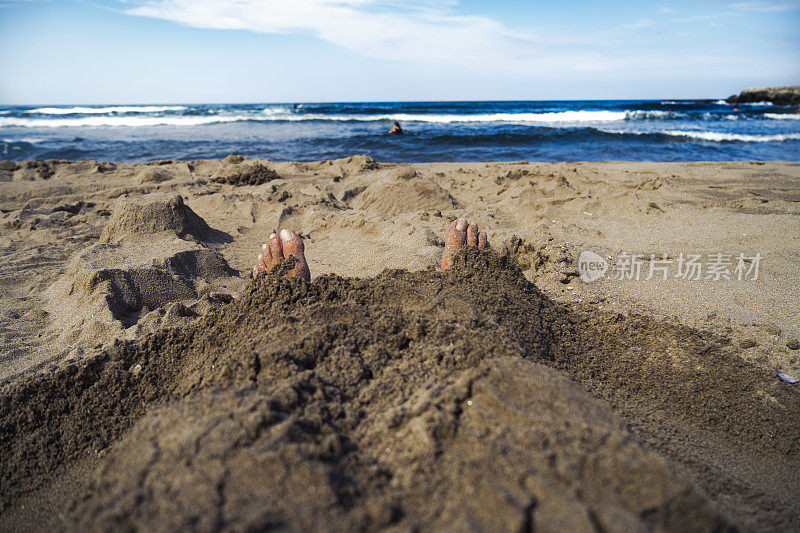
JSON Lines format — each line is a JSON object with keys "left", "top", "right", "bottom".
{"left": 0, "top": 109, "right": 693, "bottom": 128}
{"left": 660, "top": 130, "right": 800, "bottom": 142}
{"left": 0, "top": 115, "right": 250, "bottom": 128}
{"left": 601, "top": 129, "right": 800, "bottom": 142}
{"left": 24, "top": 106, "right": 188, "bottom": 115}
{"left": 764, "top": 113, "right": 800, "bottom": 120}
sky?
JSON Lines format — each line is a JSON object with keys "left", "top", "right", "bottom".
{"left": 0, "top": 0, "right": 798, "bottom": 104}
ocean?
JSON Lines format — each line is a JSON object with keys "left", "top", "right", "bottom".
{"left": 1, "top": 100, "right": 799, "bottom": 163}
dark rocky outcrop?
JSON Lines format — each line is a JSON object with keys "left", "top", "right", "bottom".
{"left": 726, "top": 86, "right": 800, "bottom": 105}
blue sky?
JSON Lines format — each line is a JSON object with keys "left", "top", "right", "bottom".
{"left": 0, "top": 0, "right": 798, "bottom": 103}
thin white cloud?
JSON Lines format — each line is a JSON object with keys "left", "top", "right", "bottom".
{"left": 658, "top": 6, "right": 675, "bottom": 13}
{"left": 118, "top": 0, "right": 793, "bottom": 81}
{"left": 123, "top": 0, "right": 614, "bottom": 75}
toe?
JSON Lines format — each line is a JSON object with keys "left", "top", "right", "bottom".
{"left": 467, "top": 223, "right": 479, "bottom": 247}
{"left": 441, "top": 218, "right": 468, "bottom": 271}
{"left": 280, "top": 229, "right": 305, "bottom": 258}
{"left": 444, "top": 218, "right": 468, "bottom": 248}
{"left": 261, "top": 244, "right": 271, "bottom": 267}
{"left": 280, "top": 229, "right": 311, "bottom": 281}
{"left": 253, "top": 244, "right": 269, "bottom": 278}
{"left": 268, "top": 233, "right": 282, "bottom": 268}
{"left": 478, "top": 231, "right": 488, "bottom": 250}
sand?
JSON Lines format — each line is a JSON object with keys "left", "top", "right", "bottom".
{"left": 0, "top": 156, "right": 798, "bottom": 531}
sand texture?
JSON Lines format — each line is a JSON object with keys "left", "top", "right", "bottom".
{"left": 0, "top": 156, "right": 799, "bottom": 531}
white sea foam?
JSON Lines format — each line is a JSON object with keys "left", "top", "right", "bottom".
{"left": 657, "top": 130, "right": 799, "bottom": 142}
{"left": 599, "top": 129, "right": 800, "bottom": 142}
{"left": 0, "top": 115, "right": 250, "bottom": 128}
{"left": 0, "top": 110, "right": 639, "bottom": 127}
{"left": 392, "top": 110, "right": 679, "bottom": 122}
{"left": 24, "top": 105, "right": 188, "bottom": 115}
{"left": 625, "top": 110, "right": 681, "bottom": 120}
{"left": 1, "top": 137, "right": 47, "bottom": 143}
{"left": 2, "top": 108, "right": 786, "bottom": 129}
{"left": 261, "top": 106, "right": 290, "bottom": 115}
{"left": 702, "top": 112, "right": 739, "bottom": 120}
{"left": 764, "top": 113, "right": 800, "bottom": 120}
{"left": 289, "top": 110, "right": 632, "bottom": 123}
{"left": 715, "top": 100, "right": 728, "bottom": 105}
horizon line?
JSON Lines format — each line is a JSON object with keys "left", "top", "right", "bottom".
{"left": 0, "top": 96, "right": 739, "bottom": 107}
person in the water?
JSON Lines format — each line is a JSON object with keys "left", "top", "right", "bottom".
{"left": 252, "top": 218, "right": 488, "bottom": 280}
{"left": 388, "top": 121, "right": 404, "bottom": 135}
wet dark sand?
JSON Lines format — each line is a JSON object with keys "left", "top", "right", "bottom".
{"left": 2, "top": 249, "right": 798, "bottom": 531}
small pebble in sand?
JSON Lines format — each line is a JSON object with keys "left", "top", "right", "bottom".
{"left": 776, "top": 370, "right": 798, "bottom": 384}
{"left": 787, "top": 338, "right": 800, "bottom": 350}
{"left": 130, "top": 364, "right": 142, "bottom": 375}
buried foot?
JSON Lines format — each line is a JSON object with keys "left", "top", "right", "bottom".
{"left": 441, "top": 218, "right": 488, "bottom": 271}
{"left": 252, "top": 229, "right": 311, "bottom": 281}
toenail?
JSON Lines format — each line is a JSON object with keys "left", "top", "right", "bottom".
{"left": 456, "top": 218, "right": 467, "bottom": 231}
{"left": 280, "top": 229, "right": 296, "bottom": 241}
{"left": 269, "top": 233, "right": 277, "bottom": 239}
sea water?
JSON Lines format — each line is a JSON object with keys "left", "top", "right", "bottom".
{"left": 1, "top": 100, "right": 798, "bottom": 162}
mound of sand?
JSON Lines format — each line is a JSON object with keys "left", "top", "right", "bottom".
{"left": 71, "top": 356, "right": 718, "bottom": 532}
{"left": 222, "top": 154, "right": 246, "bottom": 164}
{"left": 213, "top": 161, "right": 280, "bottom": 186}
{"left": 0, "top": 160, "right": 19, "bottom": 172}
{"left": 137, "top": 168, "right": 173, "bottom": 184}
{"left": 5, "top": 250, "right": 797, "bottom": 529}
{"left": 284, "top": 155, "right": 379, "bottom": 181}
{"left": 43, "top": 195, "right": 240, "bottom": 353}
{"left": 99, "top": 194, "right": 217, "bottom": 243}
{"left": 336, "top": 154, "right": 379, "bottom": 172}
{"left": 350, "top": 171, "right": 459, "bottom": 215}
{"left": 45, "top": 237, "right": 239, "bottom": 349}
{"left": 12, "top": 160, "right": 56, "bottom": 181}
{"left": 503, "top": 236, "right": 578, "bottom": 285}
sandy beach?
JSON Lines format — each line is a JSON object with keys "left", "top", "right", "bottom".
{"left": 1, "top": 156, "right": 799, "bottom": 530}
